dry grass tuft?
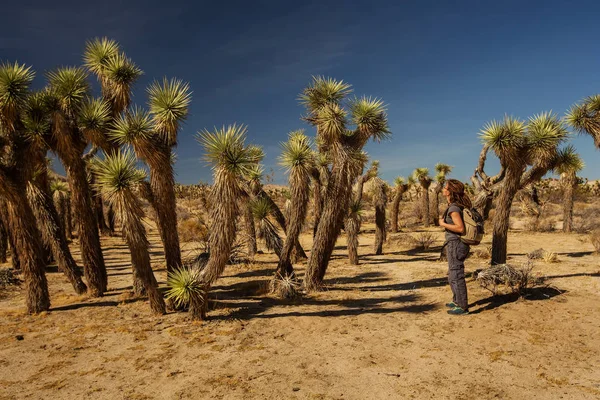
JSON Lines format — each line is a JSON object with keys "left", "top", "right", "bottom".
{"left": 473, "top": 246, "right": 492, "bottom": 259}
{"left": 411, "top": 232, "right": 436, "bottom": 250}
{"left": 527, "top": 248, "right": 546, "bottom": 260}
{"left": 590, "top": 229, "right": 600, "bottom": 253}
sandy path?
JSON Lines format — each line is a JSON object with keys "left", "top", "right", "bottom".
{"left": 1, "top": 226, "right": 599, "bottom": 399}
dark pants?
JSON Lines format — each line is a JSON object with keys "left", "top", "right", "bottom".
{"left": 447, "top": 239, "right": 469, "bottom": 310}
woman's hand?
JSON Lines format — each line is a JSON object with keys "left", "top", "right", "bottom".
{"left": 438, "top": 218, "right": 445, "bottom": 227}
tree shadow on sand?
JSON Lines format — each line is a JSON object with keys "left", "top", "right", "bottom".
{"left": 468, "top": 287, "right": 564, "bottom": 314}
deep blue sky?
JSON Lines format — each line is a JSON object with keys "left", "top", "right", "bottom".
{"left": 2, "top": 0, "right": 599, "bottom": 184}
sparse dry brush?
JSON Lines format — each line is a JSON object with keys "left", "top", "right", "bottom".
{"left": 590, "top": 229, "right": 600, "bottom": 253}
{"left": 477, "top": 262, "right": 547, "bottom": 296}
{"left": 411, "top": 232, "right": 436, "bottom": 250}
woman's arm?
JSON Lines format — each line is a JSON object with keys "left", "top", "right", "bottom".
{"left": 439, "top": 212, "right": 465, "bottom": 234}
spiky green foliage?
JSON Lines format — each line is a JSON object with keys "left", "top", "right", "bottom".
{"left": 299, "top": 76, "right": 352, "bottom": 114}
{"left": 554, "top": 145, "right": 584, "bottom": 175}
{"left": 93, "top": 150, "right": 145, "bottom": 199}
{"left": 0, "top": 62, "right": 35, "bottom": 126}
{"left": 109, "top": 106, "right": 153, "bottom": 145}
{"left": 350, "top": 96, "right": 390, "bottom": 141}
{"left": 250, "top": 197, "right": 283, "bottom": 256}
{"left": 22, "top": 92, "right": 51, "bottom": 142}
{"left": 279, "top": 130, "right": 314, "bottom": 172}
{"left": 435, "top": 163, "right": 452, "bottom": 175}
{"left": 165, "top": 267, "right": 206, "bottom": 309}
{"left": 103, "top": 52, "right": 142, "bottom": 112}
{"left": 407, "top": 175, "right": 417, "bottom": 187}
{"left": 198, "top": 124, "right": 260, "bottom": 176}
{"left": 394, "top": 176, "right": 405, "bottom": 187}
{"left": 565, "top": 95, "right": 600, "bottom": 148}
{"left": 147, "top": 78, "right": 192, "bottom": 146}
{"left": 50, "top": 180, "right": 69, "bottom": 194}
{"left": 526, "top": 112, "right": 569, "bottom": 163}
{"left": 47, "top": 67, "right": 90, "bottom": 116}
{"left": 78, "top": 98, "right": 112, "bottom": 144}
{"left": 83, "top": 37, "right": 120, "bottom": 78}
{"left": 413, "top": 167, "right": 429, "bottom": 180}
{"left": 479, "top": 116, "right": 527, "bottom": 163}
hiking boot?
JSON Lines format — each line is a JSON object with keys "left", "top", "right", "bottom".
{"left": 447, "top": 307, "right": 469, "bottom": 315}
{"left": 445, "top": 302, "right": 457, "bottom": 308}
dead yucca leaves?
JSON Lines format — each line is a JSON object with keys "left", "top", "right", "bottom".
{"left": 270, "top": 273, "right": 302, "bottom": 299}
{"left": 411, "top": 232, "right": 436, "bottom": 250}
{"left": 477, "top": 261, "right": 546, "bottom": 296}
{"left": 542, "top": 251, "right": 559, "bottom": 263}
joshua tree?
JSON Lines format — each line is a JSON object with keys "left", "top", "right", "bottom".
{"left": 50, "top": 180, "right": 70, "bottom": 238}
{"left": 345, "top": 200, "right": 362, "bottom": 265}
{"left": 566, "top": 95, "right": 600, "bottom": 149}
{"left": 195, "top": 124, "right": 260, "bottom": 318}
{"left": 93, "top": 151, "right": 166, "bottom": 314}
{"left": 276, "top": 131, "right": 314, "bottom": 277}
{"left": 372, "top": 177, "right": 387, "bottom": 255}
{"left": 478, "top": 113, "right": 568, "bottom": 264}
{"left": 0, "top": 62, "right": 50, "bottom": 312}
{"left": 109, "top": 77, "right": 191, "bottom": 276}
{"left": 42, "top": 67, "right": 108, "bottom": 296}
{"left": 413, "top": 168, "right": 432, "bottom": 227}
{"left": 430, "top": 163, "right": 453, "bottom": 225}
{"left": 390, "top": 177, "right": 409, "bottom": 232}
{"left": 311, "top": 152, "right": 329, "bottom": 237}
{"left": 554, "top": 145, "right": 584, "bottom": 233}
{"left": 301, "top": 77, "right": 390, "bottom": 291}
{"left": 83, "top": 37, "right": 143, "bottom": 236}
{"left": 251, "top": 197, "right": 283, "bottom": 258}
{"left": 343, "top": 160, "right": 377, "bottom": 264}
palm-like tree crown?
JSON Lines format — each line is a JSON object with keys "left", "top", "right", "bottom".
{"left": 109, "top": 106, "right": 153, "bottom": 145}
{"left": 148, "top": 78, "right": 192, "bottom": 146}
{"left": 92, "top": 150, "right": 146, "bottom": 202}
{"left": 83, "top": 37, "right": 120, "bottom": 79}
{"left": 394, "top": 176, "right": 405, "bottom": 187}
{"left": 526, "top": 112, "right": 569, "bottom": 164}
{"left": 350, "top": 97, "right": 390, "bottom": 142}
{"left": 0, "top": 62, "right": 35, "bottom": 126}
{"left": 279, "top": 130, "right": 314, "bottom": 173}
{"left": 554, "top": 145, "right": 584, "bottom": 175}
{"left": 480, "top": 116, "right": 527, "bottom": 165}
{"left": 299, "top": 76, "right": 352, "bottom": 116}
{"left": 566, "top": 95, "right": 600, "bottom": 148}
{"left": 197, "top": 124, "right": 260, "bottom": 177}
{"left": 47, "top": 67, "right": 90, "bottom": 117}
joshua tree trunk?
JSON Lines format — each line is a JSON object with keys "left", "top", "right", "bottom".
{"left": 122, "top": 213, "right": 165, "bottom": 314}
{"left": 491, "top": 166, "right": 523, "bottom": 265}
{"left": 0, "top": 217, "right": 7, "bottom": 263}
{"left": 65, "top": 197, "right": 73, "bottom": 240}
{"left": 391, "top": 187, "right": 405, "bottom": 233}
{"left": 94, "top": 190, "right": 110, "bottom": 236}
{"left": 107, "top": 204, "right": 115, "bottom": 233}
{"left": 65, "top": 157, "right": 107, "bottom": 296}
{"left": 421, "top": 184, "right": 431, "bottom": 227}
{"left": 562, "top": 173, "right": 576, "bottom": 233}
{"left": 257, "top": 188, "right": 307, "bottom": 260}
{"left": 304, "top": 167, "right": 353, "bottom": 291}
{"left": 5, "top": 190, "right": 50, "bottom": 313}
{"left": 431, "top": 185, "right": 443, "bottom": 226}
{"left": 27, "top": 182, "right": 87, "bottom": 294}
{"left": 276, "top": 170, "right": 310, "bottom": 277}
{"left": 244, "top": 203, "right": 257, "bottom": 257}
{"left": 373, "top": 181, "right": 387, "bottom": 255}
{"left": 345, "top": 215, "right": 360, "bottom": 265}
{"left": 148, "top": 149, "right": 182, "bottom": 274}
{"left": 312, "top": 179, "right": 323, "bottom": 238}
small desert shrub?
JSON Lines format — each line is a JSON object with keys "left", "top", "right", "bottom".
{"left": 166, "top": 266, "right": 207, "bottom": 318}
{"left": 573, "top": 204, "right": 600, "bottom": 233}
{"left": 477, "top": 262, "right": 546, "bottom": 296}
{"left": 590, "top": 229, "right": 600, "bottom": 253}
{"left": 0, "top": 268, "right": 20, "bottom": 298}
{"left": 524, "top": 216, "right": 556, "bottom": 232}
{"left": 473, "top": 245, "right": 492, "bottom": 259}
{"left": 527, "top": 248, "right": 545, "bottom": 260}
{"left": 411, "top": 232, "right": 436, "bottom": 250}
{"left": 542, "top": 251, "right": 559, "bottom": 263}
{"left": 270, "top": 273, "right": 302, "bottom": 299}
{"left": 178, "top": 216, "right": 209, "bottom": 244}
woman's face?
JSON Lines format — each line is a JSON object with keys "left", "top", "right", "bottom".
{"left": 442, "top": 184, "right": 450, "bottom": 197}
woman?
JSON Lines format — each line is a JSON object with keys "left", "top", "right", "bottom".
{"left": 438, "top": 179, "right": 471, "bottom": 315}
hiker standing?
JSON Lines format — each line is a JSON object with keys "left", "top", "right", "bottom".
{"left": 439, "top": 179, "right": 472, "bottom": 315}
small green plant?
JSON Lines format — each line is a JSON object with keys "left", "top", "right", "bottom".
{"left": 166, "top": 267, "right": 207, "bottom": 319}
{"left": 270, "top": 273, "right": 302, "bottom": 299}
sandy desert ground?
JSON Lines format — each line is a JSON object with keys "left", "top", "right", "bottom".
{"left": 1, "top": 222, "right": 599, "bottom": 400}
